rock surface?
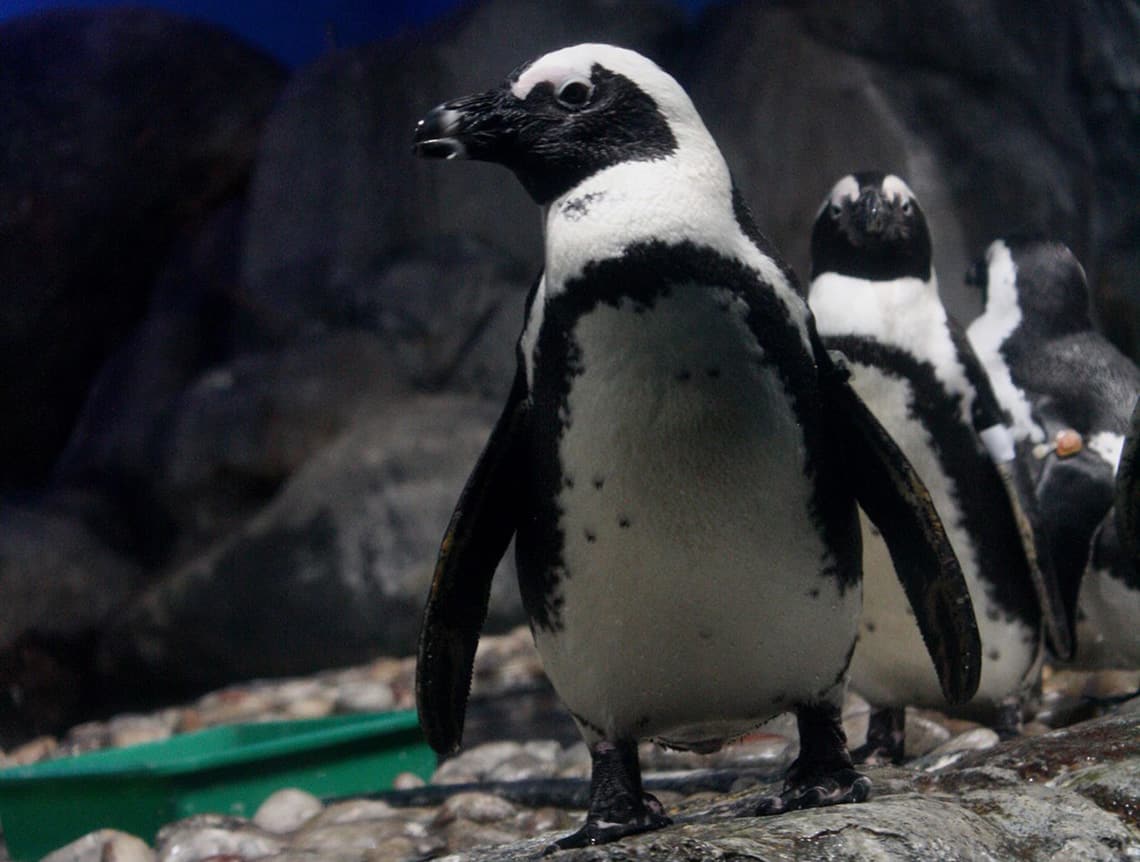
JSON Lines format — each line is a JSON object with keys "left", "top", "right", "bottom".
{"left": 0, "top": 8, "right": 286, "bottom": 489}
{"left": 13, "top": 701, "right": 1140, "bottom": 860}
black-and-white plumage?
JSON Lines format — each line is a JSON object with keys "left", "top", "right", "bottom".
{"left": 966, "top": 237, "right": 1140, "bottom": 668}
{"left": 413, "top": 48, "right": 979, "bottom": 849}
{"left": 808, "top": 173, "right": 1061, "bottom": 758}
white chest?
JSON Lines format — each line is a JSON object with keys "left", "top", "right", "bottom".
{"left": 529, "top": 286, "right": 860, "bottom": 747}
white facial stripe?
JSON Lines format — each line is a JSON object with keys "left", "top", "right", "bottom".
{"left": 511, "top": 62, "right": 587, "bottom": 100}
{"left": 1088, "top": 431, "right": 1125, "bottom": 472}
{"left": 821, "top": 175, "right": 860, "bottom": 214}
{"left": 881, "top": 174, "right": 915, "bottom": 203}
{"left": 511, "top": 43, "right": 671, "bottom": 101}
{"left": 965, "top": 240, "right": 1044, "bottom": 443}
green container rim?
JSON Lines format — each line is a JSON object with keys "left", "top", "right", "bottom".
{"left": 0, "top": 709, "right": 425, "bottom": 784}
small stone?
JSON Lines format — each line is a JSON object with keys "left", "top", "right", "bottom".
{"left": 196, "top": 688, "right": 274, "bottom": 724}
{"left": 437, "top": 791, "right": 518, "bottom": 824}
{"left": 443, "top": 818, "right": 522, "bottom": 852}
{"left": 363, "top": 836, "right": 418, "bottom": 862}
{"left": 108, "top": 713, "right": 175, "bottom": 748}
{"left": 155, "top": 815, "right": 284, "bottom": 862}
{"left": 59, "top": 721, "right": 110, "bottom": 756}
{"left": 904, "top": 711, "right": 953, "bottom": 758}
{"left": 487, "top": 750, "right": 555, "bottom": 781}
{"left": 40, "top": 829, "right": 154, "bottom": 862}
{"left": 282, "top": 695, "right": 335, "bottom": 719}
{"left": 253, "top": 788, "right": 323, "bottom": 833}
{"left": 432, "top": 741, "right": 525, "bottom": 784}
{"left": 513, "top": 806, "right": 571, "bottom": 835}
{"left": 336, "top": 680, "right": 396, "bottom": 713}
{"left": 915, "top": 727, "right": 1001, "bottom": 771}
{"left": 393, "top": 770, "right": 427, "bottom": 789}
{"left": 177, "top": 708, "right": 205, "bottom": 733}
{"left": 5, "top": 735, "right": 58, "bottom": 765}
{"left": 317, "top": 798, "right": 399, "bottom": 825}
{"left": 293, "top": 819, "right": 410, "bottom": 851}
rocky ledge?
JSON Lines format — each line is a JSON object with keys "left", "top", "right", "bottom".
{"left": 6, "top": 630, "right": 1140, "bottom": 861}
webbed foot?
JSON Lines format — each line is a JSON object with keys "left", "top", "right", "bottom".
{"left": 543, "top": 739, "right": 671, "bottom": 854}
{"left": 752, "top": 700, "right": 871, "bottom": 816}
{"left": 544, "top": 792, "right": 670, "bottom": 853}
{"left": 753, "top": 765, "right": 871, "bottom": 814}
{"left": 850, "top": 704, "right": 905, "bottom": 765}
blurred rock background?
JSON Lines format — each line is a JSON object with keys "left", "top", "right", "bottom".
{"left": 1, "top": 0, "right": 1137, "bottom": 746}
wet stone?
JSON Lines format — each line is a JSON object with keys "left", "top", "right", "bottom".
{"left": 253, "top": 788, "right": 324, "bottom": 834}
{"left": 154, "top": 815, "right": 284, "bottom": 862}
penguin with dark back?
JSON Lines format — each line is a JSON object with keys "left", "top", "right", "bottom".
{"left": 412, "top": 47, "right": 980, "bottom": 850}
{"left": 808, "top": 173, "right": 1069, "bottom": 762}
{"left": 966, "top": 237, "right": 1140, "bottom": 669}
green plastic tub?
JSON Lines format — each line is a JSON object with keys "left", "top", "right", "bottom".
{"left": 0, "top": 710, "right": 436, "bottom": 860}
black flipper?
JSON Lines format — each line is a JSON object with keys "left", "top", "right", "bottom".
{"left": 415, "top": 367, "right": 528, "bottom": 755}
{"left": 949, "top": 321, "right": 1074, "bottom": 660}
{"left": 817, "top": 341, "right": 981, "bottom": 704}
{"left": 1117, "top": 395, "right": 1140, "bottom": 565}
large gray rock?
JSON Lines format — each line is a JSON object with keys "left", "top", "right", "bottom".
{"left": 0, "top": 8, "right": 286, "bottom": 488}
{"left": 97, "top": 395, "right": 523, "bottom": 689}
{"left": 444, "top": 714, "right": 1140, "bottom": 860}
{"left": 682, "top": 1, "right": 1140, "bottom": 343}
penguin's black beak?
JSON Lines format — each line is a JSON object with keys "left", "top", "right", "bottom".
{"left": 852, "top": 188, "right": 889, "bottom": 236}
{"left": 413, "top": 89, "right": 515, "bottom": 162}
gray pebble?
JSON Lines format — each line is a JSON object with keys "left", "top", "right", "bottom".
{"left": 155, "top": 815, "right": 285, "bottom": 862}
{"left": 438, "top": 792, "right": 518, "bottom": 825}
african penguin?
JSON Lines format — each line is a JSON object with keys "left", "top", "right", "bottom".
{"left": 413, "top": 47, "right": 979, "bottom": 850}
{"left": 966, "top": 237, "right": 1140, "bottom": 669}
{"left": 808, "top": 173, "right": 1058, "bottom": 761}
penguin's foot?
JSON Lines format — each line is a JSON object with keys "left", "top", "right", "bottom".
{"left": 543, "top": 793, "right": 670, "bottom": 853}
{"left": 752, "top": 764, "right": 871, "bottom": 815}
{"left": 543, "top": 738, "right": 671, "bottom": 854}
{"left": 993, "top": 700, "right": 1023, "bottom": 740}
{"left": 752, "top": 700, "right": 871, "bottom": 815}
{"left": 851, "top": 705, "right": 906, "bottom": 765}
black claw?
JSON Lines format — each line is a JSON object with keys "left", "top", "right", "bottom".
{"left": 544, "top": 807, "right": 672, "bottom": 853}
{"left": 753, "top": 769, "right": 871, "bottom": 815}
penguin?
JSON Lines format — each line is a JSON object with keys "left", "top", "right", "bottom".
{"left": 412, "top": 46, "right": 980, "bottom": 851}
{"left": 965, "top": 237, "right": 1140, "bottom": 668}
{"left": 807, "top": 173, "right": 1067, "bottom": 762}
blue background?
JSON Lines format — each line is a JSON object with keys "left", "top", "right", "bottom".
{"left": 0, "top": 1, "right": 717, "bottom": 66}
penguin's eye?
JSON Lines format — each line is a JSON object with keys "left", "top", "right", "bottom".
{"left": 556, "top": 78, "right": 594, "bottom": 110}
{"left": 828, "top": 203, "right": 842, "bottom": 219}
{"left": 900, "top": 199, "right": 914, "bottom": 215}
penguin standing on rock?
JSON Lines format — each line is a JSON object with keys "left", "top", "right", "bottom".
{"left": 411, "top": 46, "right": 980, "bottom": 851}
{"left": 808, "top": 174, "right": 1066, "bottom": 762}
{"left": 966, "top": 237, "right": 1140, "bottom": 668}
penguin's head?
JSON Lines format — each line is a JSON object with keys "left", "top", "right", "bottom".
{"left": 413, "top": 44, "right": 696, "bottom": 206}
{"left": 810, "top": 172, "right": 932, "bottom": 282}
{"left": 967, "top": 237, "right": 1092, "bottom": 339}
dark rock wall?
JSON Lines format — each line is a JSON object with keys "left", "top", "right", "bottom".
{"left": 0, "top": 0, "right": 1136, "bottom": 741}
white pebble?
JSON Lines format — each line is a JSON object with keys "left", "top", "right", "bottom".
{"left": 41, "top": 829, "right": 154, "bottom": 862}
{"left": 254, "top": 788, "right": 324, "bottom": 833}
{"left": 336, "top": 680, "right": 396, "bottom": 712}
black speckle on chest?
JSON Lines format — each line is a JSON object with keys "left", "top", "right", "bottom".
{"left": 514, "top": 240, "right": 858, "bottom": 632}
